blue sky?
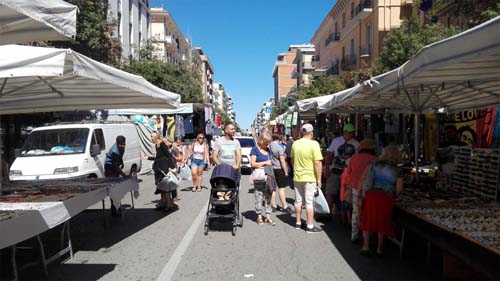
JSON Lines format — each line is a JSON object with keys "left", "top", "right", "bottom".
{"left": 151, "top": 0, "right": 335, "bottom": 129}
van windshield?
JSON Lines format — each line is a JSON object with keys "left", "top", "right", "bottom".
{"left": 236, "top": 138, "right": 255, "bottom": 148}
{"left": 19, "top": 128, "right": 90, "bottom": 157}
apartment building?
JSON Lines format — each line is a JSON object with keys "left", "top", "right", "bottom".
{"left": 151, "top": 7, "right": 192, "bottom": 66}
{"left": 212, "top": 83, "right": 225, "bottom": 112}
{"left": 293, "top": 45, "right": 316, "bottom": 88}
{"left": 194, "top": 47, "right": 215, "bottom": 103}
{"left": 311, "top": 0, "right": 413, "bottom": 76}
{"left": 272, "top": 45, "right": 314, "bottom": 106}
{"left": 225, "top": 94, "right": 236, "bottom": 123}
{"left": 109, "top": 0, "right": 151, "bottom": 60}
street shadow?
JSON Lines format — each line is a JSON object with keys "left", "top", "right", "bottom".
{"left": 47, "top": 263, "right": 116, "bottom": 281}
{"left": 68, "top": 208, "right": 171, "bottom": 252}
{"left": 275, "top": 213, "right": 297, "bottom": 228}
{"left": 241, "top": 210, "right": 258, "bottom": 223}
{"left": 320, "top": 218, "right": 436, "bottom": 280}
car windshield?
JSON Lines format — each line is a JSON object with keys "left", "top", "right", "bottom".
{"left": 237, "top": 138, "right": 255, "bottom": 148}
{"left": 19, "top": 128, "right": 89, "bottom": 157}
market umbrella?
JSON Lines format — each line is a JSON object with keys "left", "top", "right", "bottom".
{"left": 0, "top": 45, "right": 181, "bottom": 113}
{"left": 0, "top": 0, "right": 77, "bottom": 44}
{"left": 328, "top": 16, "right": 500, "bottom": 180}
{"left": 0, "top": 44, "right": 181, "bottom": 191}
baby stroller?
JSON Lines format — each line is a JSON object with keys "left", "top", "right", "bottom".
{"left": 204, "top": 163, "right": 243, "bottom": 236}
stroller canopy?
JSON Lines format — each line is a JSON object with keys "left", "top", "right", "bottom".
{"left": 210, "top": 164, "right": 237, "bottom": 189}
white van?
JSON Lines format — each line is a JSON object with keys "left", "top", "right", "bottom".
{"left": 9, "top": 123, "right": 142, "bottom": 181}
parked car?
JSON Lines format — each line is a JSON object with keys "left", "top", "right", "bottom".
{"left": 9, "top": 123, "right": 142, "bottom": 181}
{"left": 235, "top": 136, "right": 256, "bottom": 174}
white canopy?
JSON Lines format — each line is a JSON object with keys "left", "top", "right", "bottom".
{"left": 0, "top": 45, "right": 181, "bottom": 115}
{"left": 332, "top": 16, "right": 500, "bottom": 114}
{"left": 0, "top": 0, "right": 77, "bottom": 44}
{"left": 107, "top": 103, "right": 195, "bottom": 116}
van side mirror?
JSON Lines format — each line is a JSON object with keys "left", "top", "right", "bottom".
{"left": 14, "top": 148, "right": 21, "bottom": 158}
{"left": 90, "top": 144, "right": 101, "bottom": 157}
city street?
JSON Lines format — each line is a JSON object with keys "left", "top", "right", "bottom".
{"left": 18, "top": 168, "right": 432, "bottom": 281}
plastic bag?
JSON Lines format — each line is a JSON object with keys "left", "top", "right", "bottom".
{"left": 157, "top": 171, "right": 179, "bottom": 192}
{"left": 313, "top": 187, "right": 330, "bottom": 215}
{"left": 179, "top": 164, "right": 192, "bottom": 181}
{"left": 250, "top": 168, "right": 266, "bottom": 183}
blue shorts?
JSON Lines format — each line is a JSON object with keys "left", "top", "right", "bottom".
{"left": 191, "top": 159, "right": 206, "bottom": 168}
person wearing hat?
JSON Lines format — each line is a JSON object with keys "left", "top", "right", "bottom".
{"left": 340, "top": 138, "right": 378, "bottom": 242}
{"left": 324, "top": 123, "right": 360, "bottom": 217}
{"left": 290, "top": 123, "right": 323, "bottom": 233}
{"left": 104, "top": 135, "right": 128, "bottom": 216}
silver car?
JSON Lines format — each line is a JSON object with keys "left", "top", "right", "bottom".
{"left": 235, "top": 136, "right": 256, "bottom": 174}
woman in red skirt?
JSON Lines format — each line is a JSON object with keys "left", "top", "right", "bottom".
{"left": 359, "top": 145, "right": 403, "bottom": 257}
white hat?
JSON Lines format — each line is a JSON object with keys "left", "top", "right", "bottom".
{"left": 301, "top": 123, "right": 314, "bottom": 133}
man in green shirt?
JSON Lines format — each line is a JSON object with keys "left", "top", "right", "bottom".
{"left": 291, "top": 123, "right": 323, "bottom": 233}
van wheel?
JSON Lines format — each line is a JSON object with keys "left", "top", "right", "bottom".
{"left": 88, "top": 174, "right": 98, "bottom": 179}
{"left": 130, "top": 167, "right": 138, "bottom": 179}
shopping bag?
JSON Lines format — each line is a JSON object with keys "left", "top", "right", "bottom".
{"left": 313, "top": 187, "right": 330, "bottom": 215}
{"left": 250, "top": 168, "right": 266, "bottom": 183}
{"left": 157, "top": 171, "right": 179, "bottom": 192}
{"left": 179, "top": 164, "right": 192, "bottom": 181}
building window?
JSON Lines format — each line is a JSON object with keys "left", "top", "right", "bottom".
{"left": 342, "top": 47, "right": 345, "bottom": 61}
{"left": 350, "top": 2, "right": 354, "bottom": 19}
{"left": 366, "top": 24, "right": 372, "bottom": 54}
{"left": 334, "top": 21, "right": 338, "bottom": 33}
{"left": 342, "top": 13, "right": 346, "bottom": 28}
{"left": 117, "top": 12, "right": 122, "bottom": 41}
{"left": 350, "top": 38, "right": 355, "bottom": 63}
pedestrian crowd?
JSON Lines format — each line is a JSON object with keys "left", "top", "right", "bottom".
{"left": 104, "top": 121, "right": 404, "bottom": 257}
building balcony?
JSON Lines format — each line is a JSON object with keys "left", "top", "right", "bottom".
{"left": 324, "top": 32, "right": 340, "bottom": 47}
{"left": 302, "top": 61, "right": 314, "bottom": 70}
{"left": 341, "top": 55, "right": 357, "bottom": 70}
{"left": 311, "top": 55, "right": 320, "bottom": 67}
{"left": 360, "top": 45, "right": 372, "bottom": 57}
{"left": 327, "top": 64, "right": 339, "bottom": 76}
{"left": 355, "top": 1, "right": 373, "bottom": 19}
{"left": 276, "top": 60, "right": 286, "bottom": 65}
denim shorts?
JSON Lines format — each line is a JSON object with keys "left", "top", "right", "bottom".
{"left": 191, "top": 158, "right": 206, "bottom": 168}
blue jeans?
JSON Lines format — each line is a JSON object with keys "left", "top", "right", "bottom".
{"left": 191, "top": 158, "right": 206, "bottom": 168}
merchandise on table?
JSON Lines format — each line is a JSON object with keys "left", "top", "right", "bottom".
{"left": 397, "top": 188, "right": 500, "bottom": 251}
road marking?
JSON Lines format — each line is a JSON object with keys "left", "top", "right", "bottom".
{"left": 156, "top": 202, "right": 208, "bottom": 281}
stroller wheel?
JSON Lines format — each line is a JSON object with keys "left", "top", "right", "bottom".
{"left": 232, "top": 226, "right": 237, "bottom": 236}
{"left": 239, "top": 214, "right": 244, "bottom": 227}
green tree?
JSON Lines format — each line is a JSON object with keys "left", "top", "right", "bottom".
{"left": 372, "top": 17, "right": 456, "bottom": 75}
{"left": 296, "top": 76, "right": 346, "bottom": 100}
{"left": 123, "top": 61, "right": 203, "bottom": 103}
{"left": 439, "top": 0, "right": 500, "bottom": 29}
{"left": 269, "top": 106, "right": 287, "bottom": 121}
{"left": 50, "top": 0, "right": 121, "bottom": 66}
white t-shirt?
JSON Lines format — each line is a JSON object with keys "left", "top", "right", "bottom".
{"left": 327, "top": 136, "right": 360, "bottom": 157}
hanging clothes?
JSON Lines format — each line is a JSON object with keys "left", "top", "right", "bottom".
{"left": 183, "top": 115, "right": 194, "bottom": 135}
{"left": 175, "top": 115, "right": 185, "bottom": 138}
{"left": 166, "top": 116, "right": 176, "bottom": 140}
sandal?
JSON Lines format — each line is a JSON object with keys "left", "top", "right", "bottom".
{"left": 196, "top": 187, "right": 202, "bottom": 192}
{"left": 264, "top": 217, "right": 276, "bottom": 226}
{"left": 256, "top": 216, "right": 263, "bottom": 225}
{"left": 191, "top": 187, "right": 196, "bottom": 192}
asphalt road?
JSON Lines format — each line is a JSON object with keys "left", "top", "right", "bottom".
{"left": 12, "top": 168, "right": 434, "bottom": 281}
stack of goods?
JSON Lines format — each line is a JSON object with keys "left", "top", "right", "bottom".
{"left": 451, "top": 148, "right": 500, "bottom": 202}
{"left": 398, "top": 189, "right": 500, "bottom": 251}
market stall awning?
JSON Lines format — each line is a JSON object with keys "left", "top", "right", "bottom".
{"left": 0, "top": 0, "right": 77, "bottom": 44}
{"left": 335, "top": 16, "right": 500, "bottom": 114}
{"left": 107, "top": 103, "right": 195, "bottom": 116}
{"left": 0, "top": 45, "right": 181, "bottom": 115}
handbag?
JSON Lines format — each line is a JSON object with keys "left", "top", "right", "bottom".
{"left": 156, "top": 170, "right": 179, "bottom": 192}
{"left": 313, "top": 187, "right": 330, "bottom": 215}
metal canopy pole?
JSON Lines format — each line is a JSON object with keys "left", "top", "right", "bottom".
{"left": 0, "top": 115, "right": 2, "bottom": 194}
{"left": 414, "top": 112, "right": 420, "bottom": 185}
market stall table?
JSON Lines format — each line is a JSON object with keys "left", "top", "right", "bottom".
{"left": 0, "top": 178, "right": 139, "bottom": 280}
{"left": 396, "top": 188, "right": 500, "bottom": 280}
